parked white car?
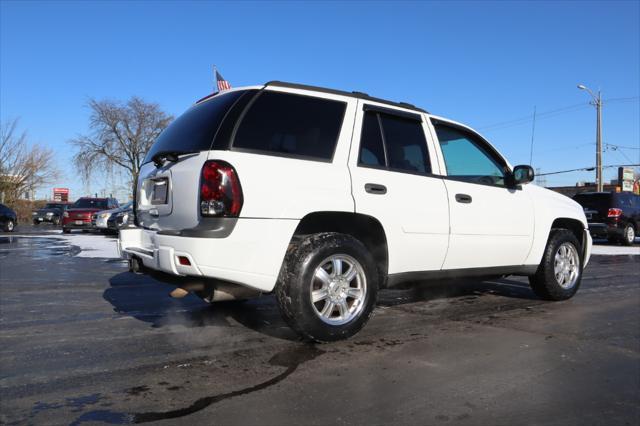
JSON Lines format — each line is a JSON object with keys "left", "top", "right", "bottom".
{"left": 119, "top": 81, "right": 592, "bottom": 341}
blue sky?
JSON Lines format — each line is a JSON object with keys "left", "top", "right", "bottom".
{"left": 1, "top": 0, "right": 638, "bottom": 199}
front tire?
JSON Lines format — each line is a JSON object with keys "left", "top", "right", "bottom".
{"left": 276, "top": 233, "right": 378, "bottom": 342}
{"left": 62, "top": 228, "right": 71, "bottom": 234}
{"left": 529, "top": 229, "right": 583, "bottom": 301}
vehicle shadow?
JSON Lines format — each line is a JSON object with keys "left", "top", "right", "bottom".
{"left": 103, "top": 271, "right": 539, "bottom": 342}
{"left": 103, "top": 272, "right": 299, "bottom": 341}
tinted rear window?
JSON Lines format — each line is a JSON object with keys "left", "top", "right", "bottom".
{"left": 232, "top": 91, "right": 346, "bottom": 161}
{"left": 573, "top": 193, "right": 612, "bottom": 208}
{"left": 144, "top": 90, "right": 247, "bottom": 164}
{"left": 73, "top": 199, "right": 108, "bottom": 209}
{"left": 358, "top": 111, "right": 386, "bottom": 167}
{"left": 380, "top": 113, "right": 430, "bottom": 174}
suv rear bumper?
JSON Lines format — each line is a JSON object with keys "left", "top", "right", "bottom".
{"left": 118, "top": 219, "right": 299, "bottom": 292}
{"left": 588, "top": 222, "right": 625, "bottom": 239}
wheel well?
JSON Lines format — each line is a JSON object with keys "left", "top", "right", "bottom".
{"left": 293, "top": 212, "right": 389, "bottom": 287}
{"left": 551, "top": 218, "right": 584, "bottom": 247}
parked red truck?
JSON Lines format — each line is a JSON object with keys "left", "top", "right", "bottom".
{"left": 62, "top": 197, "right": 119, "bottom": 233}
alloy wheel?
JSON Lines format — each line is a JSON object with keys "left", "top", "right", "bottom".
{"left": 310, "top": 254, "right": 367, "bottom": 326}
{"left": 554, "top": 242, "right": 580, "bottom": 289}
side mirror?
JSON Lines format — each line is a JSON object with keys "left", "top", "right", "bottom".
{"left": 512, "top": 165, "right": 535, "bottom": 185}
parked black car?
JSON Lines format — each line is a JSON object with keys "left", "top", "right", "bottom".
{"left": 0, "top": 203, "right": 18, "bottom": 232}
{"left": 106, "top": 201, "right": 133, "bottom": 232}
{"left": 573, "top": 191, "right": 639, "bottom": 246}
{"left": 32, "top": 202, "right": 69, "bottom": 226}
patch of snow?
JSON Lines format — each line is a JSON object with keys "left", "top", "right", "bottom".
{"left": 55, "top": 234, "right": 119, "bottom": 258}
{"left": 591, "top": 242, "right": 640, "bottom": 256}
{"left": 9, "top": 233, "right": 120, "bottom": 258}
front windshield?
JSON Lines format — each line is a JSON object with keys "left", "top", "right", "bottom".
{"left": 73, "top": 199, "right": 108, "bottom": 209}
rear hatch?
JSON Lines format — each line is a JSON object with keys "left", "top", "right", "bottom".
{"left": 136, "top": 89, "right": 254, "bottom": 231}
{"left": 573, "top": 193, "right": 612, "bottom": 222}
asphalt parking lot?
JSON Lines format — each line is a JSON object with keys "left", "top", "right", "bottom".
{"left": 0, "top": 226, "right": 639, "bottom": 425}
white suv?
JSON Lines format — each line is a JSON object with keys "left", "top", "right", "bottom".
{"left": 119, "top": 81, "right": 592, "bottom": 341}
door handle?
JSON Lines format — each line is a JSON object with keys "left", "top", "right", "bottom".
{"left": 365, "top": 183, "right": 387, "bottom": 195}
{"left": 455, "top": 193, "right": 472, "bottom": 204}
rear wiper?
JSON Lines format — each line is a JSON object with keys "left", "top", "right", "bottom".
{"left": 152, "top": 150, "right": 191, "bottom": 168}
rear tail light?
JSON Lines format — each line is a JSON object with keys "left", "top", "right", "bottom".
{"left": 607, "top": 208, "right": 623, "bottom": 218}
{"left": 200, "top": 160, "right": 243, "bottom": 217}
{"left": 63, "top": 211, "right": 69, "bottom": 218}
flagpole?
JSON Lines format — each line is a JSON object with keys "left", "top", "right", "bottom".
{"left": 212, "top": 64, "right": 217, "bottom": 93}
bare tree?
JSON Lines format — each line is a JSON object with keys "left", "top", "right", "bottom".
{"left": 0, "top": 118, "right": 59, "bottom": 203}
{"left": 70, "top": 97, "right": 173, "bottom": 196}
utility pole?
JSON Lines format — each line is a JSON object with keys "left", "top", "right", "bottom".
{"left": 595, "top": 91, "right": 603, "bottom": 192}
{"left": 578, "top": 84, "right": 604, "bottom": 191}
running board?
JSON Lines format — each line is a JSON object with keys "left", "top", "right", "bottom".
{"left": 386, "top": 265, "right": 538, "bottom": 288}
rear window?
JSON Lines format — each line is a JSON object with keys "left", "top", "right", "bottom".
{"left": 573, "top": 193, "right": 612, "bottom": 208}
{"left": 613, "top": 193, "right": 638, "bottom": 208}
{"left": 143, "top": 90, "right": 247, "bottom": 164}
{"left": 73, "top": 199, "right": 108, "bottom": 209}
{"left": 232, "top": 91, "right": 346, "bottom": 161}
{"left": 358, "top": 109, "right": 431, "bottom": 174}
{"left": 45, "top": 204, "right": 63, "bottom": 209}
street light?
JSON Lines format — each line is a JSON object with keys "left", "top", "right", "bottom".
{"left": 577, "top": 84, "right": 603, "bottom": 192}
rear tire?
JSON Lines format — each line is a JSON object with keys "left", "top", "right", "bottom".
{"left": 275, "top": 232, "right": 378, "bottom": 342}
{"left": 62, "top": 228, "right": 71, "bottom": 234}
{"left": 529, "top": 229, "right": 583, "bottom": 301}
{"left": 33, "top": 220, "right": 40, "bottom": 226}
{"left": 4, "top": 220, "right": 15, "bottom": 232}
{"left": 622, "top": 224, "right": 636, "bottom": 246}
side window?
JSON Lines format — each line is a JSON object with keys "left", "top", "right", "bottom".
{"left": 358, "top": 111, "right": 385, "bottom": 167}
{"left": 617, "top": 194, "right": 632, "bottom": 208}
{"left": 379, "top": 114, "right": 431, "bottom": 174}
{"left": 433, "top": 123, "right": 507, "bottom": 186}
{"left": 232, "top": 91, "right": 346, "bottom": 161}
{"left": 358, "top": 108, "right": 431, "bottom": 174}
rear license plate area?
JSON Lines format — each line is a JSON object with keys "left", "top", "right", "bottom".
{"left": 151, "top": 179, "right": 168, "bottom": 205}
{"left": 75, "top": 220, "right": 84, "bottom": 225}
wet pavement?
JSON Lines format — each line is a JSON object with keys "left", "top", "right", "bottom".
{"left": 0, "top": 227, "right": 639, "bottom": 425}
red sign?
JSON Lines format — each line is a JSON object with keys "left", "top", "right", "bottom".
{"left": 53, "top": 188, "right": 70, "bottom": 202}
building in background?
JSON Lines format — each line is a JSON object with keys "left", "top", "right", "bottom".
{"left": 548, "top": 167, "right": 640, "bottom": 198}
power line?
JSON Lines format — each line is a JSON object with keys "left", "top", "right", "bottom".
{"left": 535, "top": 142, "right": 594, "bottom": 154}
{"left": 478, "top": 102, "right": 589, "bottom": 132}
{"left": 604, "top": 96, "right": 640, "bottom": 103}
{"left": 605, "top": 143, "right": 640, "bottom": 150}
{"left": 477, "top": 96, "right": 639, "bottom": 133}
{"left": 537, "top": 163, "right": 639, "bottom": 176}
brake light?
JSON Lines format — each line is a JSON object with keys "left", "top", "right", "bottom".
{"left": 200, "top": 160, "right": 243, "bottom": 217}
{"left": 63, "top": 211, "right": 69, "bottom": 218}
{"left": 607, "top": 208, "right": 623, "bottom": 218}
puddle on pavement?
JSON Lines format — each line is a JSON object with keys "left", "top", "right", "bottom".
{"left": 0, "top": 236, "right": 79, "bottom": 259}
{"left": 133, "top": 344, "right": 324, "bottom": 423}
{"left": 65, "top": 344, "right": 324, "bottom": 425}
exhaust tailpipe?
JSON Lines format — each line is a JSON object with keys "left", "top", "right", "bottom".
{"left": 129, "top": 257, "right": 143, "bottom": 274}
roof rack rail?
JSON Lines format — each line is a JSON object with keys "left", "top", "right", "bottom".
{"left": 264, "top": 81, "right": 428, "bottom": 114}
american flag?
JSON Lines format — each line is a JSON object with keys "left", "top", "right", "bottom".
{"left": 216, "top": 70, "right": 231, "bottom": 91}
